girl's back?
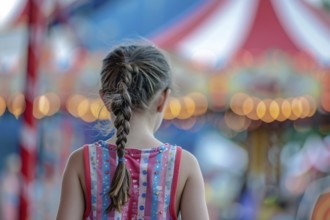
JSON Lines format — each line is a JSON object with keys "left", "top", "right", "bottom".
{"left": 56, "top": 43, "right": 209, "bottom": 220}
{"left": 83, "top": 141, "right": 181, "bottom": 219}
{"left": 62, "top": 140, "right": 208, "bottom": 220}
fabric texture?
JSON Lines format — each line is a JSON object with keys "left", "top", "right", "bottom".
{"left": 83, "top": 140, "right": 182, "bottom": 220}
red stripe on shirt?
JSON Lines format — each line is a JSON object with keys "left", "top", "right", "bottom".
{"left": 126, "top": 153, "right": 142, "bottom": 219}
{"left": 170, "top": 147, "right": 182, "bottom": 220}
{"left": 83, "top": 145, "right": 92, "bottom": 219}
{"left": 95, "top": 143, "right": 103, "bottom": 219}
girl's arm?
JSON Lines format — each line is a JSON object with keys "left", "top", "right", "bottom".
{"left": 180, "top": 151, "right": 209, "bottom": 220}
{"left": 56, "top": 149, "right": 85, "bottom": 220}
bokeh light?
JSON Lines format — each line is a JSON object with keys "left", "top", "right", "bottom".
{"left": 281, "top": 99, "right": 292, "bottom": 119}
{"left": 269, "top": 100, "right": 280, "bottom": 119}
{"left": 7, "top": 93, "right": 25, "bottom": 118}
{"left": 0, "top": 96, "right": 6, "bottom": 116}
{"left": 66, "top": 94, "right": 85, "bottom": 118}
{"left": 169, "top": 97, "right": 181, "bottom": 118}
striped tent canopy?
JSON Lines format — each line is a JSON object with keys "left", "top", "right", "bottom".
{"left": 152, "top": 0, "right": 330, "bottom": 69}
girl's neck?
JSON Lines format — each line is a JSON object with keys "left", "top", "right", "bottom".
{"left": 107, "top": 114, "right": 163, "bottom": 150}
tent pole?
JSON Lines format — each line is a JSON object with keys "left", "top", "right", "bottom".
{"left": 19, "top": 0, "right": 45, "bottom": 219}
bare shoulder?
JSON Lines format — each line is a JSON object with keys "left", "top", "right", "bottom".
{"left": 181, "top": 149, "right": 198, "bottom": 162}
{"left": 57, "top": 146, "right": 86, "bottom": 220}
{"left": 69, "top": 147, "right": 84, "bottom": 160}
{"left": 178, "top": 149, "right": 209, "bottom": 219}
{"left": 180, "top": 149, "right": 201, "bottom": 176}
{"left": 64, "top": 146, "right": 85, "bottom": 176}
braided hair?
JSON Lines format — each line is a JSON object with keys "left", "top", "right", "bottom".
{"left": 100, "top": 43, "right": 171, "bottom": 212}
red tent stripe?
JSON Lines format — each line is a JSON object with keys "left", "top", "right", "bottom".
{"left": 235, "top": 0, "right": 300, "bottom": 57}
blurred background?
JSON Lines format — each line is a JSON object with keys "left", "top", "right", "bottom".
{"left": 1, "top": 0, "right": 330, "bottom": 219}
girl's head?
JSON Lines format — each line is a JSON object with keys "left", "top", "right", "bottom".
{"left": 100, "top": 43, "right": 171, "bottom": 212}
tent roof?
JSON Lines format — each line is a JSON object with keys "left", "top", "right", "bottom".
{"left": 238, "top": 0, "right": 300, "bottom": 55}
{"left": 153, "top": 0, "right": 330, "bottom": 68}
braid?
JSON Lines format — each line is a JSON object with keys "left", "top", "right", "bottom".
{"left": 106, "top": 66, "right": 133, "bottom": 212}
{"left": 100, "top": 44, "right": 172, "bottom": 213}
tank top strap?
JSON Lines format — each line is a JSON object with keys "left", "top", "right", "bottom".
{"left": 169, "top": 145, "right": 182, "bottom": 219}
{"left": 83, "top": 142, "right": 115, "bottom": 220}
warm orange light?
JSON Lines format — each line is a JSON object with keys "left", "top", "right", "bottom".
{"left": 281, "top": 100, "right": 291, "bottom": 119}
{"left": 77, "top": 99, "right": 90, "bottom": 117}
{"left": 184, "top": 96, "right": 196, "bottom": 116}
{"left": 246, "top": 97, "right": 260, "bottom": 120}
{"left": 38, "top": 95, "right": 50, "bottom": 116}
{"left": 260, "top": 99, "right": 274, "bottom": 123}
{"left": 243, "top": 97, "right": 253, "bottom": 115}
{"left": 256, "top": 101, "right": 266, "bottom": 119}
{"left": 99, "top": 107, "right": 111, "bottom": 120}
{"left": 189, "top": 92, "right": 208, "bottom": 116}
{"left": 291, "top": 98, "right": 303, "bottom": 118}
{"left": 0, "top": 96, "right": 5, "bottom": 116}
{"left": 269, "top": 100, "right": 280, "bottom": 119}
{"left": 90, "top": 98, "right": 110, "bottom": 120}
{"left": 75, "top": 98, "right": 97, "bottom": 122}
{"left": 299, "top": 96, "right": 310, "bottom": 118}
{"left": 81, "top": 110, "right": 97, "bottom": 123}
{"left": 66, "top": 94, "right": 85, "bottom": 117}
{"left": 275, "top": 98, "right": 286, "bottom": 122}
{"left": 164, "top": 103, "right": 175, "bottom": 120}
{"left": 8, "top": 93, "right": 26, "bottom": 118}
{"left": 45, "top": 93, "right": 61, "bottom": 116}
{"left": 230, "top": 93, "right": 248, "bottom": 116}
{"left": 305, "top": 95, "right": 317, "bottom": 117}
{"left": 169, "top": 97, "right": 181, "bottom": 117}
{"left": 178, "top": 96, "right": 196, "bottom": 119}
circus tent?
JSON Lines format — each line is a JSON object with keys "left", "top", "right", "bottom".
{"left": 152, "top": 0, "right": 330, "bottom": 69}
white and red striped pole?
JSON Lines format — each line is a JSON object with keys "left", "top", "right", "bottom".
{"left": 19, "top": 0, "right": 45, "bottom": 219}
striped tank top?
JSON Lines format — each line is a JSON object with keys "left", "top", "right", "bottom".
{"left": 83, "top": 140, "right": 182, "bottom": 220}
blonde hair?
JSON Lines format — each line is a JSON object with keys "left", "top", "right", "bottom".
{"left": 100, "top": 43, "right": 171, "bottom": 212}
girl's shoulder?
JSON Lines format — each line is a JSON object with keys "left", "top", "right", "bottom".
{"left": 180, "top": 148, "right": 197, "bottom": 159}
{"left": 180, "top": 149, "right": 201, "bottom": 175}
{"left": 62, "top": 146, "right": 86, "bottom": 187}
{"left": 66, "top": 146, "right": 85, "bottom": 168}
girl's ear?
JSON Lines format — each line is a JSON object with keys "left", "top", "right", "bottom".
{"left": 156, "top": 88, "right": 171, "bottom": 112}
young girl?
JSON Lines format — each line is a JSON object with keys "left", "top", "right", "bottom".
{"left": 56, "top": 43, "right": 209, "bottom": 220}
